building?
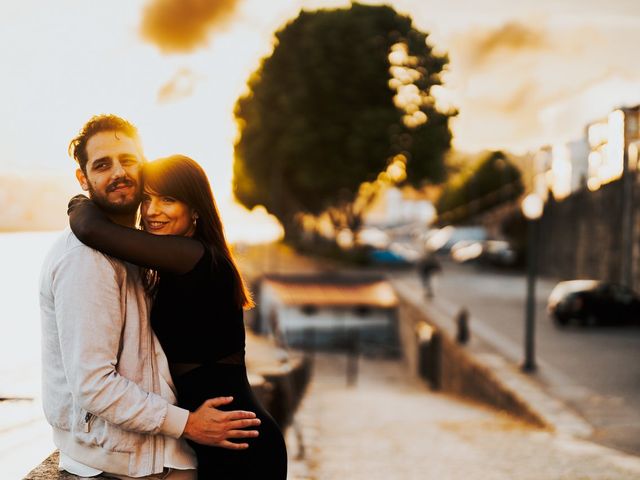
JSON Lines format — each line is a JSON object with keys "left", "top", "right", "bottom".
{"left": 532, "top": 139, "right": 589, "bottom": 201}
{"left": 364, "top": 186, "right": 437, "bottom": 228}
{"left": 255, "top": 273, "right": 399, "bottom": 354}
{"left": 586, "top": 105, "right": 640, "bottom": 191}
{"left": 529, "top": 105, "right": 640, "bottom": 202}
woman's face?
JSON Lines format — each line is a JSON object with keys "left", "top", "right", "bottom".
{"left": 141, "top": 188, "right": 196, "bottom": 237}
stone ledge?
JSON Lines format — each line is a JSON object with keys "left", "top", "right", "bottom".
{"left": 24, "top": 451, "right": 91, "bottom": 480}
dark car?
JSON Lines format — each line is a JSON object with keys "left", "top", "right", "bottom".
{"left": 480, "top": 240, "right": 518, "bottom": 267}
{"left": 450, "top": 239, "right": 518, "bottom": 267}
{"left": 547, "top": 280, "right": 640, "bottom": 326}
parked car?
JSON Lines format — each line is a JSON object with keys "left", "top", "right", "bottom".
{"left": 369, "top": 247, "right": 412, "bottom": 265}
{"left": 450, "top": 240, "right": 483, "bottom": 263}
{"left": 479, "top": 240, "right": 517, "bottom": 267}
{"left": 547, "top": 280, "right": 640, "bottom": 326}
{"left": 357, "top": 227, "right": 390, "bottom": 249}
{"left": 430, "top": 225, "right": 487, "bottom": 253}
{"left": 449, "top": 239, "right": 517, "bottom": 267}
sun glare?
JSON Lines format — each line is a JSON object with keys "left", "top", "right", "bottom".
{"left": 0, "top": 0, "right": 294, "bottom": 240}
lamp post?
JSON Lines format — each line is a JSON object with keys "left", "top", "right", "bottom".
{"left": 521, "top": 193, "right": 544, "bottom": 373}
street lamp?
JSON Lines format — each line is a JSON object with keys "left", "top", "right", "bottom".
{"left": 521, "top": 193, "right": 544, "bottom": 373}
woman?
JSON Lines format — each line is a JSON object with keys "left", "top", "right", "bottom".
{"left": 68, "top": 155, "right": 287, "bottom": 479}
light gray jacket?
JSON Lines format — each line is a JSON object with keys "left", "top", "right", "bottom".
{"left": 39, "top": 230, "right": 196, "bottom": 477}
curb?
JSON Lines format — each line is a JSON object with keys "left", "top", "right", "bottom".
{"left": 392, "top": 276, "right": 594, "bottom": 438}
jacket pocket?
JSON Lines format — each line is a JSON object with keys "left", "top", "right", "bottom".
{"left": 75, "top": 409, "right": 137, "bottom": 453}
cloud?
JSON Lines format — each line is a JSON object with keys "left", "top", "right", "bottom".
{"left": 461, "top": 21, "right": 549, "bottom": 68}
{"left": 157, "top": 68, "right": 199, "bottom": 103}
{"left": 140, "top": 0, "right": 242, "bottom": 53}
{"left": 443, "top": 20, "right": 640, "bottom": 151}
{"left": 0, "top": 173, "right": 79, "bottom": 231}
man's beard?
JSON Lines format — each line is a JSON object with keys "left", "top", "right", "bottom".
{"left": 87, "top": 178, "right": 142, "bottom": 215}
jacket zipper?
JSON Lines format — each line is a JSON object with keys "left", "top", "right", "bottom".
{"left": 83, "top": 412, "right": 95, "bottom": 433}
{"left": 149, "top": 326, "right": 157, "bottom": 472}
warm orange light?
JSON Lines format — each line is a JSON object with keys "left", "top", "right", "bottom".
{"left": 521, "top": 193, "right": 544, "bottom": 220}
{"left": 549, "top": 144, "right": 572, "bottom": 200}
{"left": 586, "top": 110, "right": 625, "bottom": 189}
{"left": 607, "top": 109, "right": 625, "bottom": 177}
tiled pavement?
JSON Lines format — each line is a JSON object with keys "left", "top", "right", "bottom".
{"left": 286, "top": 353, "right": 640, "bottom": 480}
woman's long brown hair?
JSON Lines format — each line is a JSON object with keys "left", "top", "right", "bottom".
{"left": 142, "top": 155, "right": 254, "bottom": 309}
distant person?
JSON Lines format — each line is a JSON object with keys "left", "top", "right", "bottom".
{"left": 417, "top": 251, "right": 441, "bottom": 298}
{"left": 68, "top": 153, "right": 288, "bottom": 478}
{"left": 40, "top": 115, "right": 260, "bottom": 479}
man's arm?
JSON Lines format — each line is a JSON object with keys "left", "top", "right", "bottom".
{"left": 53, "top": 247, "right": 259, "bottom": 446}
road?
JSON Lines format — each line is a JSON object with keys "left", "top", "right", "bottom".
{"left": 392, "top": 259, "right": 640, "bottom": 455}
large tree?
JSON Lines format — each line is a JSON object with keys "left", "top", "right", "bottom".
{"left": 436, "top": 151, "right": 524, "bottom": 224}
{"left": 234, "top": 3, "right": 453, "bottom": 238}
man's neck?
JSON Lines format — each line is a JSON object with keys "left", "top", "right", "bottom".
{"left": 106, "top": 212, "right": 137, "bottom": 228}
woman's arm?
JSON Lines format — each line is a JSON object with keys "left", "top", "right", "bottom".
{"left": 68, "top": 195, "right": 204, "bottom": 274}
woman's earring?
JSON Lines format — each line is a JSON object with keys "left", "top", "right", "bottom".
{"left": 192, "top": 214, "right": 199, "bottom": 226}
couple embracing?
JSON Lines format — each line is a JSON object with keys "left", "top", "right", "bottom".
{"left": 39, "top": 115, "right": 287, "bottom": 479}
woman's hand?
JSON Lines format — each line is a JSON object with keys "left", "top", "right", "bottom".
{"left": 67, "top": 194, "right": 110, "bottom": 243}
{"left": 67, "top": 194, "right": 94, "bottom": 216}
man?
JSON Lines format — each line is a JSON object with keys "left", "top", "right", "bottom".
{"left": 40, "top": 115, "right": 260, "bottom": 479}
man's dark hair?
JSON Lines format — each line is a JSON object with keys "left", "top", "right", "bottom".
{"left": 69, "top": 114, "right": 139, "bottom": 172}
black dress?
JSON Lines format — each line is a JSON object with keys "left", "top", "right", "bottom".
{"left": 153, "top": 248, "right": 288, "bottom": 479}
{"left": 68, "top": 198, "right": 287, "bottom": 480}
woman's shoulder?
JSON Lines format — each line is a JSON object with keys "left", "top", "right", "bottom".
{"left": 189, "top": 243, "right": 232, "bottom": 278}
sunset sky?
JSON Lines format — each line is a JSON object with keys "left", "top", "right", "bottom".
{"left": 1, "top": 0, "right": 640, "bottom": 234}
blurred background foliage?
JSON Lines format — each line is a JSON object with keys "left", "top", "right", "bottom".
{"left": 436, "top": 150, "right": 524, "bottom": 224}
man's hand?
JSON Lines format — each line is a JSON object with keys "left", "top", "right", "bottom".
{"left": 182, "top": 396, "right": 260, "bottom": 449}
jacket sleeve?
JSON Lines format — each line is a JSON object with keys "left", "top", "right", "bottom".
{"left": 68, "top": 196, "right": 204, "bottom": 274}
{"left": 52, "top": 245, "right": 189, "bottom": 438}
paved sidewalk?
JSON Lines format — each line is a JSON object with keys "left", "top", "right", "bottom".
{"left": 286, "top": 353, "right": 640, "bottom": 480}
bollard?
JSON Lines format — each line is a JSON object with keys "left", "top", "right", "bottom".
{"left": 303, "top": 326, "right": 317, "bottom": 359}
{"left": 456, "top": 308, "right": 470, "bottom": 344}
{"left": 416, "top": 322, "right": 441, "bottom": 390}
{"left": 346, "top": 328, "right": 359, "bottom": 387}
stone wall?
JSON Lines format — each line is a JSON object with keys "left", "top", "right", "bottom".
{"left": 536, "top": 177, "right": 639, "bottom": 286}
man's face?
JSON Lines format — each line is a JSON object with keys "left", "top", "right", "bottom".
{"left": 76, "top": 130, "right": 143, "bottom": 214}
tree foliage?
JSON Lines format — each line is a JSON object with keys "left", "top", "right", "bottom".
{"left": 437, "top": 151, "right": 524, "bottom": 223}
{"left": 233, "top": 3, "right": 453, "bottom": 236}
